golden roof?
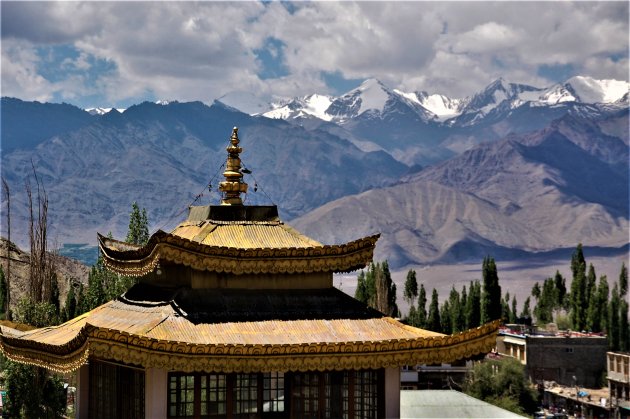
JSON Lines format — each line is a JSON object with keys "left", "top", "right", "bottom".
{"left": 98, "top": 229, "right": 379, "bottom": 277}
{"left": 0, "top": 285, "right": 500, "bottom": 374}
{"left": 171, "top": 220, "right": 322, "bottom": 249}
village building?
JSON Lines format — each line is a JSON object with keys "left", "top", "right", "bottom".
{"left": 608, "top": 351, "right": 630, "bottom": 418}
{"left": 496, "top": 328, "right": 607, "bottom": 388}
{"left": 0, "top": 128, "right": 499, "bottom": 418}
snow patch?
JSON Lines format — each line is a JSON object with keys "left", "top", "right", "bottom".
{"left": 356, "top": 79, "right": 390, "bottom": 114}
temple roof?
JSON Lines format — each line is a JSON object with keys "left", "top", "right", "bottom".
{"left": 0, "top": 283, "right": 500, "bottom": 373}
{"left": 0, "top": 126, "right": 501, "bottom": 374}
{"left": 98, "top": 229, "right": 379, "bottom": 276}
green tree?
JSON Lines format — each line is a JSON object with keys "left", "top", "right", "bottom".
{"left": 440, "top": 299, "right": 452, "bottom": 334}
{"left": 520, "top": 297, "right": 531, "bottom": 319}
{"left": 463, "top": 357, "right": 538, "bottom": 415}
{"left": 571, "top": 263, "right": 588, "bottom": 331}
{"left": 501, "top": 292, "right": 511, "bottom": 324}
{"left": 533, "top": 278, "right": 556, "bottom": 324}
{"left": 570, "top": 244, "right": 588, "bottom": 330}
{"left": 510, "top": 296, "right": 518, "bottom": 324}
{"left": 620, "top": 299, "right": 629, "bottom": 352}
{"left": 64, "top": 280, "right": 77, "bottom": 322}
{"left": 466, "top": 280, "right": 482, "bottom": 328}
{"left": 126, "top": 202, "right": 150, "bottom": 245}
{"left": 4, "top": 360, "right": 66, "bottom": 418}
{"left": 416, "top": 284, "right": 427, "bottom": 328}
{"left": 355, "top": 271, "right": 368, "bottom": 304}
{"left": 620, "top": 262, "right": 628, "bottom": 297}
{"left": 427, "top": 288, "right": 441, "bottom": 333}
{"left": 403, "top": 269, "right": 418, "bottom": 305}
{"left": 76, "top": 283, "right": 88, "bottom": 315}
{"left": 481, "top": 256, "right": 502, "bottom": 324}
{"left": 449, "top": 286, "right": 464, "bottom": 332}
{"left": 553, "top": 270, "right": 567, "bottom": 308}
{"left": 588, "top": 276, "right": 609, "bottom": 333}
{"left": 609, "top": 283, "right": 621, "bottom": 351}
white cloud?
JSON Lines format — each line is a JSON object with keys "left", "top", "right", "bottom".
{"left": 1, "top": 39, "right": 54, "bottom": 102}
{"left": 1, "top": 1, "right": 627, "bottom": 106}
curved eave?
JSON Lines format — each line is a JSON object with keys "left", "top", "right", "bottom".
{"left": 98, "top": 232, "right": 380, "bottom": 276}
{"left": 0, "top": 320, "right": 500, "bottom": 374}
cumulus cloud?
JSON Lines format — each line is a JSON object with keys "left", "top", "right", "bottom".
{"left": 1, "top": 1, "right": 627, "bottom": 106}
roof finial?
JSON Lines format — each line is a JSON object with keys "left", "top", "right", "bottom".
{"left": 219, "top": 127, "right": 248, "bottom": 205}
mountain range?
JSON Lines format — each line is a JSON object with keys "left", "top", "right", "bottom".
{"left": 1, "top": 75, "right": 628, "bottom": 267}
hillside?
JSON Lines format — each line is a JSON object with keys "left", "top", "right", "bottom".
{"left": 291, "top": 116, "right": 629, "bottom": 266}
{"left": 0, "top": 237, "right": 89, "bottom": 313}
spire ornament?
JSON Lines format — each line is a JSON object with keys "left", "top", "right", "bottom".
{"left": 219, "top": 127, "right": 248, "bottom": 205}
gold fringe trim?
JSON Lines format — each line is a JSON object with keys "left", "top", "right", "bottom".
{"left": 0, "top": 320, "right": 499, "bottom": 373}
{"left": 99, "top": 233, "right": 380, "bottom": 276}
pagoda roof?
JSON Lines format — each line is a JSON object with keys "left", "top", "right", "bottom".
{"left": 98, "top": 224, "right": 379, "bottom": 277}
{"left": 0, "top": 283, "right": 500, "bottom": 374}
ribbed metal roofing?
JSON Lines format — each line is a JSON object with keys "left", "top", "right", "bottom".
{"left": 9, "top": 286, "right": 442, "bottom": 348}
{"left": 171, "top": 221, "right": 322, "bottom": 249}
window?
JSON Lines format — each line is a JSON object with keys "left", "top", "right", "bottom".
{"left": 168, "top": 372, "right": 284, "bottom": 419}
{"left": 201, "top": 374, "right": 227, "bottom": 416}
{"left": 89, "top": 360, "right": 145, "bottom": 419}
{"left": 262, "top": 372, "right": 284, "bottom": 413}
{"left": 167, "top": 370, "right": 381, "bottom": 419}
{"left": 233, "top": 373, "right": 258, "bottom": 418}
{"left": 169, "top": 375, "right": 196, "bottom": 418}
{"left": 353, "top": 370, "right": 378, "bottom": 419}
{"left": 290, "top": 370, "right": 381, "bottom": 419}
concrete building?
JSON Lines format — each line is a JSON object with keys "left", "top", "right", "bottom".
{"left": 497, "top": 329, "right": 608, "bottom": 388}
{"left": 608, "top": 351, "right": 630, "bottom": 418}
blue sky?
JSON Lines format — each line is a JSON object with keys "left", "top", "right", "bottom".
{"left": 1, "top": 1, "right": 628, "bottom": 109}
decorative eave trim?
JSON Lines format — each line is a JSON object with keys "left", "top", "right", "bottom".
{"left": 98, "top": 232, "right": 380, "bottom": 276}
{"left": 0, "top": 320, "right": 500, "bottom": 374}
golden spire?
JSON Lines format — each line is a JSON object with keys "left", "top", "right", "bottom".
{"left": 219, "top": 127, "right": 248, "bottom": 205}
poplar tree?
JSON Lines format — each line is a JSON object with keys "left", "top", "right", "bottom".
{"left": 466, "top": 280, "right": 481, "bottom": 328}
{"left": 481, "top": 256, "right": 502, "bottom": 323}
{"left": 619, "top": 264, "right": 629, "bottom": 351}
{"left": 449, "top": 286, "right": 464, "bottom": 333}
{"left": 63, "top": 281, "right": 77, "bottom": 322}
{"left": 417, "top": 284, "right": 427, "bottom": 328}
{"left": 510, "top": 296, "right": 518, "bottom": 324}
{"left": 355, "top": 271, "right": 368, "bottom": 304}
{"left": 427, "top": 289, "right": 441, "bottom": 332}
{"left": 440, "top": 300, "right": 452, "bottom": 334}
{"left": 571, "top": 263, "right": 588, "bottom": 330}
{"left": 403, "top": 269, "right": 418, "bottom": 305}
{"left": 609, "top": 284, "right": 621, "bottom": 351}
{"left": 520, "top": 297, "right": 531, "bottom": 319}
{"left": 126, "top": 202, "right": 150, "bottom": 246}
{"left": 620, "top": 299, "right": 629, "bottom": 352}
{"left": 554, "top": 270, "right": 567, "bottom": 309}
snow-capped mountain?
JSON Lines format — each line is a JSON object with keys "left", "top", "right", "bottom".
{"left": 229, "top": 76, "right": 628, "bottom": 125}
{"left": 539, "top": 76, "right": 629, "bottom": 105}
{"left": 263, "top": 94, "right": 334, "bottom": 121}
{"left": 85, "top": 107, "right": 126, "bottom": 116}
{"left": 406, "top": 91, "right": 466, "bottom": 121}
{"left": 455, "top": 78, "right": 545, "bottom": 124}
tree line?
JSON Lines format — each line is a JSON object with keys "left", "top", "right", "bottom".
{"left": 367, "top": 243, "right": 629, "bottom": 351}
{"left": 0, "top": 183, "right": 149, "bottom": 418}
{"left": 529, "top": 244, "right": 628, "bottom": 351}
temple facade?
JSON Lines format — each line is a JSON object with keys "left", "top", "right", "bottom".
{"left": 0, "top": 128, "right": 499, "bottom": 418}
